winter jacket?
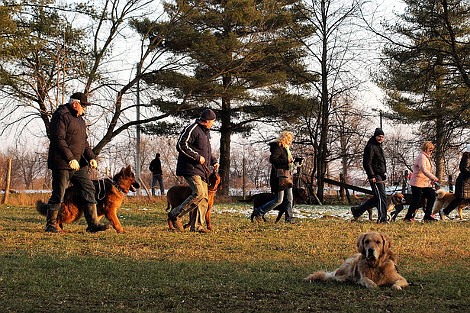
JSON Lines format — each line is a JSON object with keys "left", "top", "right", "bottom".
{"left": 454, "top": 152, "right": 470, "bottom": 199}
{"left": 362, "top": 136, "right": 387, "bottom": 180}
{"left": 268, "top": 142, "right": 292, "bottom": 193}
{"left": 175, "top": 120, "right": 217, "bottom": 181}
{"left": 47, "top": 104, "right": 95, "bottom": 170}
{"left": 409, "top": 151, "right": 438, "bottom": 188}
{"left": 149, "top": 158, "right": 162, "bottom": 175}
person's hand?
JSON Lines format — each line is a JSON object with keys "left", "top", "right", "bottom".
{"left": 69, "top": 159, "right": 80, "bottom": 170}
{"left": 90, "top": 159, "right": 98, "bottom": 169}
{"left": 214, "top": 163, "right": 220, "bottom": 171}
{"left": 199, "top": 156, "right": 206, "bottom": 164}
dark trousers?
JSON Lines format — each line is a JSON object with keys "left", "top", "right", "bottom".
{"left": 151, "top": 174, "right": 164, "bottom": 195}
{"left": 443, "top": 197, "right": 462, "bottom": 215}
{"left": 353, "top": 175, "right": 387, "bottom": 223}
{"left": 48, "top": 167, "right": 96, "bottom": 208}
{"left": 404, "top": 186, "right": 435, "bottom": 219}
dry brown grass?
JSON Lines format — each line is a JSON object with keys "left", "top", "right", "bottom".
{"left": 0, "top": 195, "right": 468, "bottom": 312}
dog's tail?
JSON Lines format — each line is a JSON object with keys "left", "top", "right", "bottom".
{"left": 35, "top": 200, "right": 48, "bottom": 216}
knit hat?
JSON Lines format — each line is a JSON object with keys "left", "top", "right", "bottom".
{"left": 200, "top": 109, "right": 216, "bottom": 121}
{"left": 70, "top": 92, "right": 91, "bottom": 106}
{"left": 374, "top": 128, "right": 385, "bottom": 137}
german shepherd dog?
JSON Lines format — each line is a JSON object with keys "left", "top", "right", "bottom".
{"left": 36, "top": 165, "right": 140, "bottom": 233}
{"left": 166, "top": 170, "right": 221, "bottom": 231}
{"left": 246, "top": 187, "right": 309, "bottom": 222}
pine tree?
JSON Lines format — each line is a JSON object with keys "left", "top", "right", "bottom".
{"left": 140, "top": 0, "right": 316, "bottom": 193}
{"left": 378, "top": 0, "right": 470, "bottom": 179}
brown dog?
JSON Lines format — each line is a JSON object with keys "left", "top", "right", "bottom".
{"left": 36, "top": 165, "right": 140, "bottom": 233}
{"left": 432, "top": 189, "right": 467, "bottom": 220}
{"left": 166, "top": 170, "right": 221, "bottom": 231}
{"left": 305, "top": 232, "right": 409, "bottom": 290}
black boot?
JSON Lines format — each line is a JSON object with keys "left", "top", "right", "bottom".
{"left": 84, "top": 204, "right": 109, "bottom": 233}
{"left": 45, "top": 204, "right": 63, "bottom": 233}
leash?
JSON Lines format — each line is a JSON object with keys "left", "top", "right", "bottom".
{"left": 95, "top": 177, "right": 111, "bottom": 201}
{"left": 89, "top": 167, "right": 119, "bottom": 200}
{"left": 202, "top": 163, "right": 212, "bottom": 176}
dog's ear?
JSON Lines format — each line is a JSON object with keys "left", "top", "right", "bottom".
{"left": 381, "top": 233, "right": 392, "bottom": 254}
{"left": 357, "top": 233, "right": 366, "bottom": 254}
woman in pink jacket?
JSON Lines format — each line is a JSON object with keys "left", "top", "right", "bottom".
{"left": 404, "top": 141, "right": 439, "bottom": 222}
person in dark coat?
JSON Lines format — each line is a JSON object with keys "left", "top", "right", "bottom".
{"left": 351, "top": 128, "right": 388, "bottom": 223}
{"left": 441, "top": 146, "right": 470, "bottom": 219}
{"left": 252, "top": 131, "right": 296, "bottom": 223}
{"left": 167, "top": 109, "right": 219, "bottom": 233}
{"left": 44, "top": 92, "right": 108, "bottom": 233}
{"left": 149, "top": 153, "right": 164, "bottom": 196}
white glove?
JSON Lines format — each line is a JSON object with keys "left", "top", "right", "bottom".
{"left": 69, "top": 159, "right": 80, "bottom": 170}
{"left": 90, "top": 159, "right": 98, "bottom": 169}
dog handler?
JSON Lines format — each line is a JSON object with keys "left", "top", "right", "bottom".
{"left": 167, "top": 109, "right": 219, "bottom": 233}
{"left": 252, "top": 131, "right": 296, "bottom": 223}
{"left": 403, "top": 141, "right": 439, "bottom": 222}
{"left": 43, "top": 92, "right": 109, "bottom": 233}
{"left": 440, "top": 144, "right": 470, "bottom": 219}
{"left": 351, "top": 128, "right": 388, "bottom": 223}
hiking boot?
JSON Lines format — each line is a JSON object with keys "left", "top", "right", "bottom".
{"left": 403, "top": 218, "right": 415, "bottom": 223}
{"left": 168, "top": 213, "right": 184, "bottom": 232}
{"left": 194, "top": 228, "right": 210, "bottom": 234}
{"left": 86, "top": 224, "right": 110, "bottom": 233}
{"left": 45, "top": 204, "right": 63, "bottom": 233}
{"left": 84, "top": 204, "right": 109, "bottom": 233}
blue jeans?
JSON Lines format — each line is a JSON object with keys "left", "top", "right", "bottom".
{"left": 48, "top": 167, "right": 96, "bottom": 210}
{"left": 258, "top": 187, "right": 293, "bottom": 218}
{"left": 151, "top": 174, "right": 164, "bottom": 195}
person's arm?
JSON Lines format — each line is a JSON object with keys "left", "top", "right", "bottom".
{"left": 362, "top": 145, "right": 375, "bottom": 179}
{"left": 176, "top": 123, "right": 201, "bottom": 162}
{"left": 51, "top": 114, "right": 74, "bottom": 162}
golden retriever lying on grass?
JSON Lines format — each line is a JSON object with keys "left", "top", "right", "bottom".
{"left": 305, "top": 232, "right": 409, "bottom": 290}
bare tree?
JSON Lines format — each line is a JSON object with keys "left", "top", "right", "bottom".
{"left": 294, "top": 0, "right": 372, "bottom": 202}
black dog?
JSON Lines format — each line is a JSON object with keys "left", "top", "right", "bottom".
{"left": 242, "top": 187, "right": 308, "bottom": 222}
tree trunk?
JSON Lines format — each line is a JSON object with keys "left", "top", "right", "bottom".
{"left": 218, "top": 85, "right": 232, "bottom": 196}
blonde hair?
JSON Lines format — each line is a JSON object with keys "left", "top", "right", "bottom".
{"left": 421, "top": 141, "right": 435, "bottom": 152}
{"left": 277, "top": 131, "right": 294, "bottom": 148}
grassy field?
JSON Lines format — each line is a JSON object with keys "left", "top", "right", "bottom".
{"left": 0, "top": 196, "right": 469, "bottom": 312}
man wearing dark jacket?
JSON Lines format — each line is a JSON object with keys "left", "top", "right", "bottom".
{"left": 168, "top": 109, "right": 219, "bottom": 233}
{"left": 44, "top": 92, "right": 108, "bottom": 233}
{"left": 149, "top": 153, "right": 164, "bottom": 196}
{"left": 351, "top": 128, "right": 388, "bottom": 223}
